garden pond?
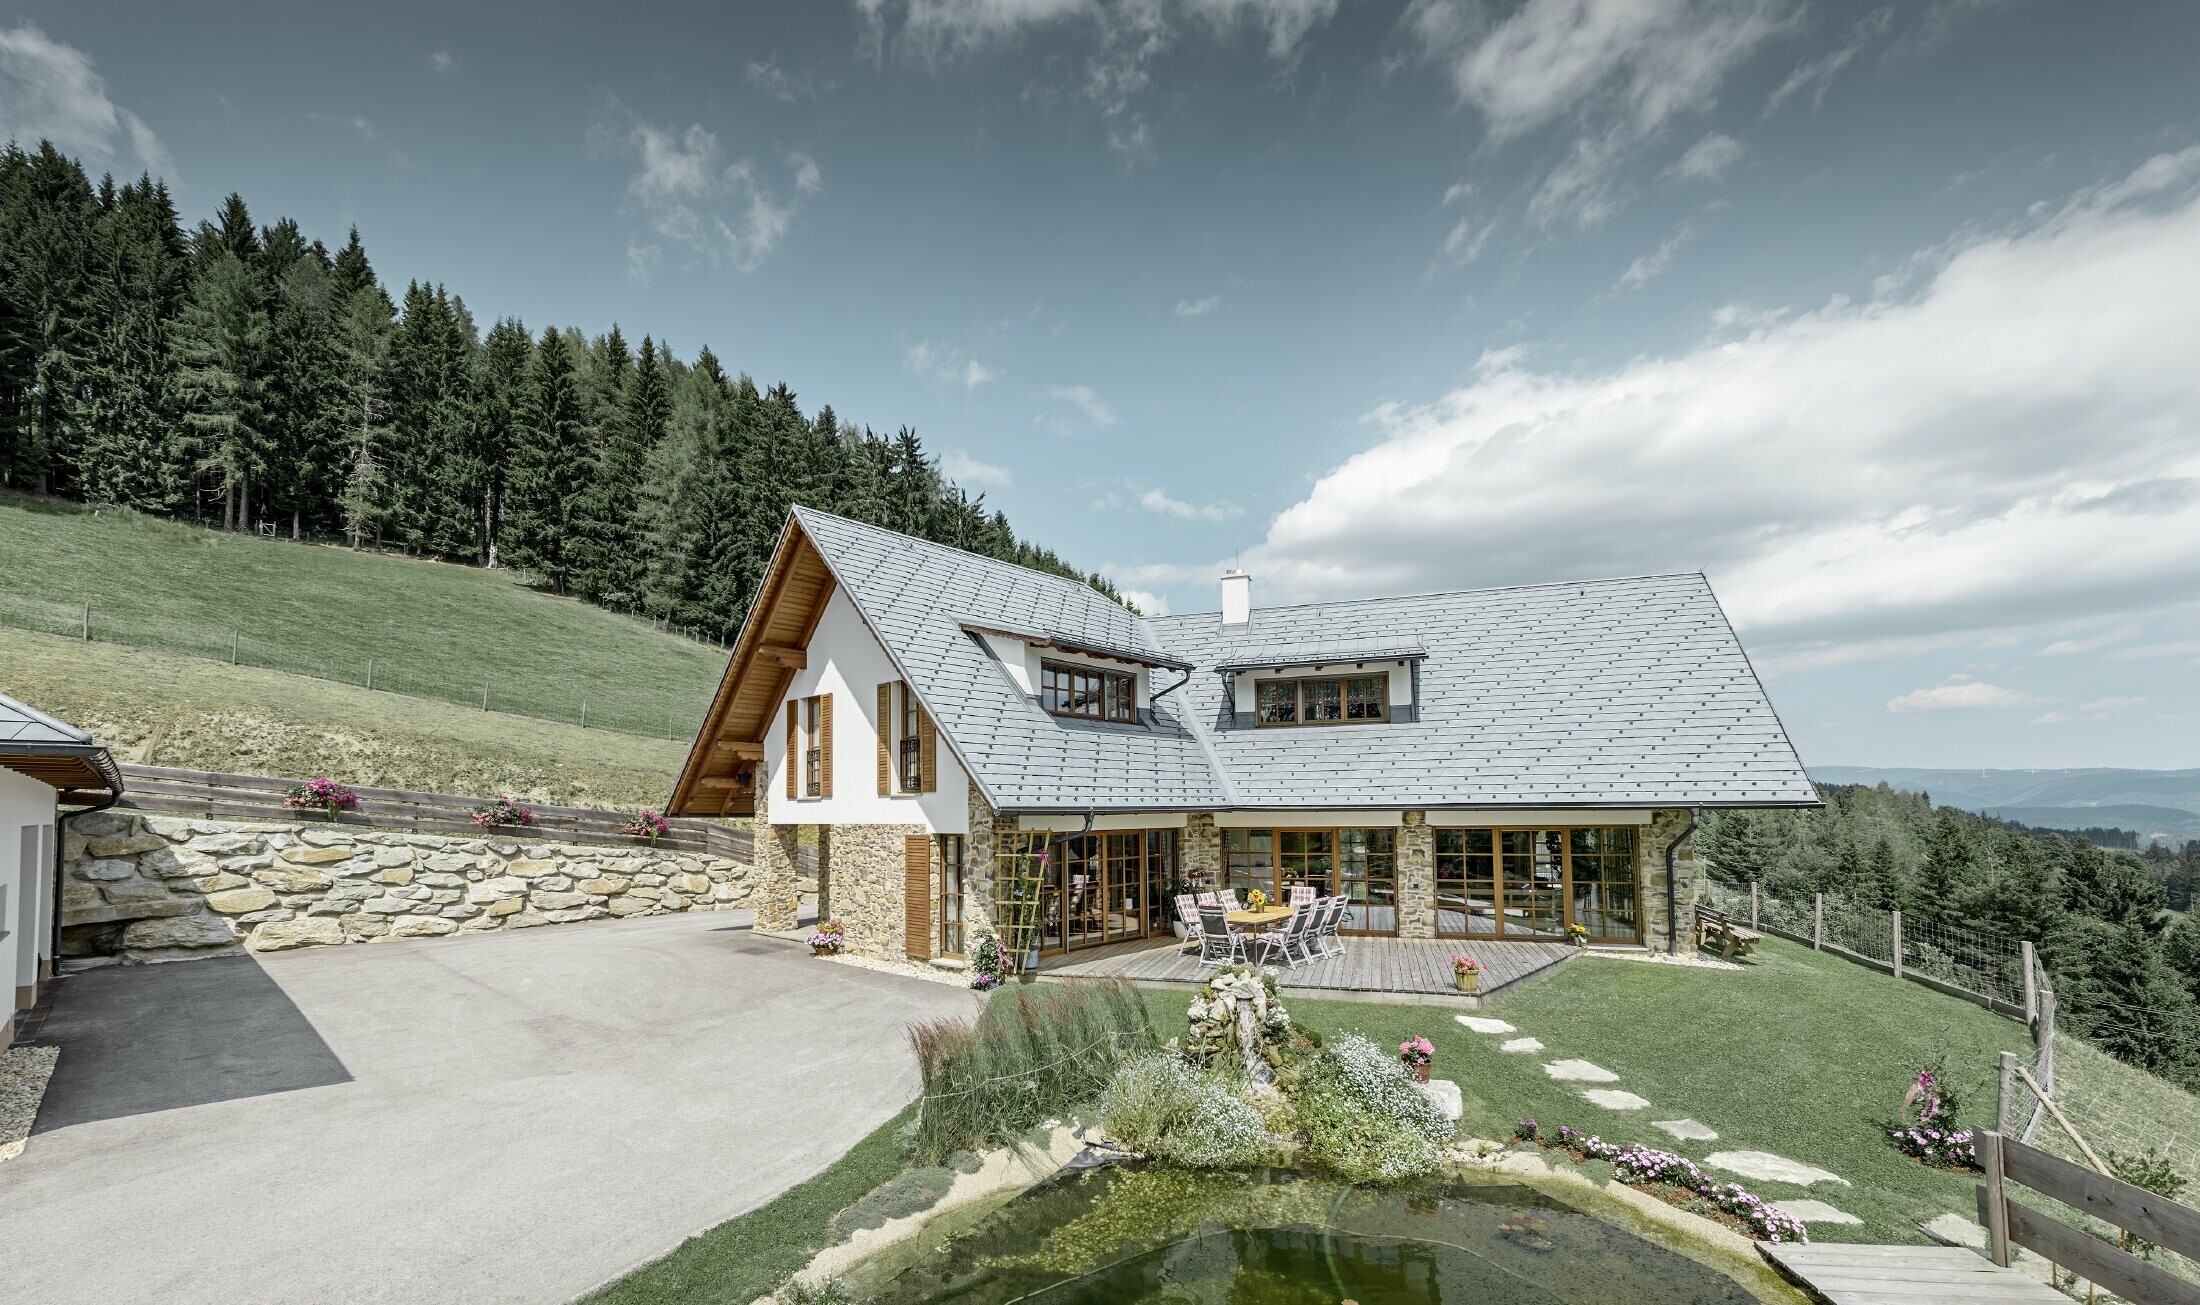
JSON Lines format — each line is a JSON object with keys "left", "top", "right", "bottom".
{"left": 842, "top": 1163, "right": 1782, "bottom": 1304}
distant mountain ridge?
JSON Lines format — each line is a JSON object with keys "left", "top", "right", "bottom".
{"left": 1810, "top": 766, "right": 2200, "bottom": 842}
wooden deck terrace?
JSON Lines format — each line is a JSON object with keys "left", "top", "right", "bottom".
{"left": 1034, "top": 935, "right": 1582, "bottom": 1006}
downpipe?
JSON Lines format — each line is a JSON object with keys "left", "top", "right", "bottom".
{"left": 1664, "top": 809, "right": 1698, "bottom": 954}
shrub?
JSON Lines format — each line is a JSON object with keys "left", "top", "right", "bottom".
{"left": 1098, "top": 1053, "right": 1272, "bottom": 1169}
{"left": 472, "top": 793, "right": 534, "bottom": 828}
{"left": 968, "top": 933, "right": 1003, "bottom": 991}
{"left": 283, "top": 777, "right": 357, "bottom": 821}
{"left": 906, "top": 980, "right": 1156, "bottom": 1163}
{"left": 1889, "top": 1064, "right": 1978, "bottom": 1170}
{"left": 620, "top": 808, "right": 670, "bottom": 842}
{"left": 1292, "top": 1035, "right": 1455, "bottom": 1184}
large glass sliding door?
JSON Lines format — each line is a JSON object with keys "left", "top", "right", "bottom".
{"left": 1436, "top": 826, "right": 1640, "bottom": 942}
{"left": 1223, "top": 827, "right": 1398, "bottom": 935}
{"left": 1340, "top": 828, "right": 1397, "bottom": 934}
{"left": 1040, "top": 830, "right": 1174, "bottom": 956}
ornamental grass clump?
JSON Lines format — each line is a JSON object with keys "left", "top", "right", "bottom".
{"left": 1098, "top": 1053, "right": 1271, "bottom": 1169}
{"left": 906, "top": 979, "right": 1156, "bottom": 1164}
{"left": 1293, "top": 1034, "right": 1455, "bottom": 1184}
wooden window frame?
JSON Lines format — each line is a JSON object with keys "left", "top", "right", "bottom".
{"left": 937, "top": 835, "right": 965, "bottom": 957}
{"left": 1039, "top": 658, "right": 1137, "bottom": 724}
{"left": 1433, "top": 825, "right": 1642, "bottom": 944}
{"left": 1252, "top": 673, "right": 1390, "bottom": 728}
{"left": 800, "top": 695, "right": 825, "bottom": 799}
{"left": 1223, "top": 827, "right": 1397, "bottom": 936}
{"left": 898, "top": 683, "right": 923, "bottom": 793}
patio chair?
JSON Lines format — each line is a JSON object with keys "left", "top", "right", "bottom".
{"left": 1257, "top": 904, "right": 1318, "bottom": 968}
{"left": 1286, "top": 884, "right": 1317, "bottom": 911}
{"left": 1195, "top": 905, "right": 1243, "bottom": 966}
{"left": 1174, "top": 894, "right": 1204, "bottom": 953}
{"left": 1195, "top": 890, "right": 1220, "bottom": 907}
{"left": 1218, "top": 889, "right": 1243, "bottom": 913}
{"left": 1316, "top": 897, "right": 1348, "bottom": 958}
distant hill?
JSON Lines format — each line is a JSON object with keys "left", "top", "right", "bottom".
{"left": 1811, "top": 766, "right": 2200, "bottom": 843}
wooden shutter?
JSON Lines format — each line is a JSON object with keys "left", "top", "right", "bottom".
{"left": 785, "top": 701, "right": 797, "bottom": 799}
{"left": 904, "top": 835, "right": 933, "bottom": 959}
{"left": 818, "top": 694, "right": 834, "bottom": 798}
{"left": 876, "top": 682, "right": 893, "bottom": 795}
{"left": 917, "top": 699, "right": 937, "bottom": 793}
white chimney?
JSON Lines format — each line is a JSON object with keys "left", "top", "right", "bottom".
{"left": 1221, "top": 568, "right": 1251, "bottom": 627}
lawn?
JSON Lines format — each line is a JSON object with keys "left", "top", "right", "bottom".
{"left": 0, "top": 626, "right": 693, "bottom": 808}
{"left": 1136, "top": 937, "right": 2033, "bottom": 1245}
{"left": 0, "top": 493, "right": 725, "bottom": 738}
{"left": 583, "top": 1104, "right": 916, "bottom": 1305}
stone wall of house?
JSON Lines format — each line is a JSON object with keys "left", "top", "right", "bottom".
{"left": 1638, "top": 808, "right": 1700, "bottom": 955}
{"left": 826, "top": 822, "right": 932, "bottom": 961}
{"left": 60, "top": 809, "right": 759, "bottom": 965}
{"left": 750, "top": 783, "right": 804, "bottom": 934}
{"left": 1397, "top": 813, "right": 1435, "bottom": 939}
{"left": 1181, "top": 814, "right": 1221, "bottom": 893}
{"left": 963, "top": 789, "right": 1007, "bottom": 941}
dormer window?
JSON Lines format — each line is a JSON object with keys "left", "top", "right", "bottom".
{"left": 1255, "top": 674, "right": 1388, "bottom": 727}
{"left": 1042, "top": 659, "right": 1136, "bottom": 723}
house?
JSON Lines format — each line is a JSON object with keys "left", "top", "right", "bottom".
{"left": 666, "top": 507, "right": 1816, "bottom": 968}
{"left": 1, "top": 692, "right": 123, "bottom": 1044}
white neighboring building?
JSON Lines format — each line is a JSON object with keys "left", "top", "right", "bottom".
{"left": 1, "top": 692, "right": 122, "bottom": 1046}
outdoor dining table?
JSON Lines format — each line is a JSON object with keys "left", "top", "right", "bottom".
{"left": 1226, "top": 906, "right": 1292, "bottom": 929}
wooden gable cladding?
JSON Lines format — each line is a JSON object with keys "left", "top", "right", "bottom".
{"left": 904, "top": 835, "right": 933, "bottom": 959}
{"left": 667, "top": 517, "right": 838, "bottom": 816}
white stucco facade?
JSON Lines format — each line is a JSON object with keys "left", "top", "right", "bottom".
{"left": 765, "top": 587, "right": 971, "bottom": 833}
{"left": 2, "top": 765, "right": 57, "bottom": 1036}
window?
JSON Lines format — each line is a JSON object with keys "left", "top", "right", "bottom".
{"left": 938, "top": 835, "right": 965, "bottom": 956}
{"left": 898, "top": 685, "right": 922, "bottom": 792}
{"left": 1253, "top": 674, "right": 1388, "bottom": 727}
{"left": 1040, "top": 659, "right": 1136, "bottom": 723}
{"left": 1435, "top": 826, "right": 1639, "bottom": 942}
{"left": 802, "top": 696, "right": 823, "bottom": 798}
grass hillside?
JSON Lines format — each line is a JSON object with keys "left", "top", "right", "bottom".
{"left": 0, "top": 627, "right": 690, "bottom": 808}
{"left": 0, "top": 494, "right": 725, "bottom": 738}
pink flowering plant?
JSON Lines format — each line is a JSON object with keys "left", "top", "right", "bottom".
{"left": 1890, "top": 1066, "right": 1980, "bottom": 1171}
{"left": 1398, "top": 1036, "right": 1434, "bottom": 1068}
{"left": 968, "top": 933, "right": 1004, "bottom": 991}
{"left": 621, "top": 809, "right": 671, "bottom": 844}
{"left": 1450, "top": 955, "right": 1481, "bottom": 978}
{"left": 807, "top": 919, "right": 845, "bottom": 953}
{"left": 472, "top": 793, "right": 535, "bottom": 829}
{"left": 1519, "top": 1122, "right": 1808, "bottom": 1243}
{"left": 283, "top": 777, "right": 358, "bottom": 822}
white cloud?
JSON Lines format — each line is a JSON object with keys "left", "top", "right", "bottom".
{"left": 942, "top": 450, "right": 1015, "bottom": 486}
{"left": 1709, "top": 302, "right": 1790, "bottom": 333}
{"left": 1887, "top": 675, "right": 2042, "bottom": 714}
{"left": 429, "top": 49, "right": 456, "bottom": 74}
{"left": 1675, "top": 132, "right": 1742, "bottom": 181}
{"left": 1183, "top": 0, "right": 1342, "bottom": 61}
{"left": 1175, "top": 294, "right": 1223, "bottom": 317}
{"left": 626, "top": 242, "right": 662, "bottom": 284}
{"left": 1615, "top": 220, "right": 1698, "bottom": 290}
{"left": 309, "top": 113, "right": 409, "bottom": 170}
{"left": 1046, "top": 383, "right": 1116, "bottom": 426}
{"left": 1439, "top": 214, "right": 1497, "bottom": 265}
{"left": 1118, "top": 588, "right": 1172, "bottom": 616}
{"left": 1223, "top": 151, "right": 2200, "bottom": 669}
{"left": 1765, "top": 7, "right": 1892, "bottom": 117}
{"left": 0, "top": 23, "right": 172, "bottom": 178}
{"left": 1526, "top": 126, "right": 1629, "bottom": 230}
{"left": 903, "top": 339, "right": 998, "bottom": 390}
{"left": 2037, "top": 624, "right": 2142, "bottom": 656}
{"left": 745, "top": 57, "right": 833, "bottom": 102}
{"left": 2107, "top": 640, "right": 2200, "bottom": 661}
{"left": 1410, "top": 0, "right": 1795, "bottom": 137}
{"left": 2032, "top": 694, "right": 2146, "bottom": 726}
{"left": 1441, "top": 180, "right": 1474, "bottom": 206}
{"left": 588, "top": 99, "right": 820, "bottom": 274}
{"left": 1140, "top": 488, "right": 1242, "bottom": 521}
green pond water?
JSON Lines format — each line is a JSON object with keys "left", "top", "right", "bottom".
{"left": 856, "top": 1165, "right": 1766, "bottom": 1304}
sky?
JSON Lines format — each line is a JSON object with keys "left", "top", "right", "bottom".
{"left": 4, "top": 0, "right": 2198, "bottom": 772}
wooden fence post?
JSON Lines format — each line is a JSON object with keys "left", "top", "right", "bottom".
{"left": 1998, "top": 1049, "right": 2018, "bottom": 1135}
{"left": 1892, "top": 909, "right": 1904, "bottom": 979}
{"left": 232, "top": 631, "right": 239, "bottom": 663}
{"left": 366, "top": 658, "right": 374, "bottom": 691}
{"left": 1750, "top": 880, "right": 1760, "bottom": 930}
{"left": 1980, "top": 1130, "right": 2011, "bottom": 1267}
{"left": 1813, "top": 893, "right": 1824, "bottom": 950}
{"left": 82, "top": 601, "right": 90, "bottom": 640}
{"left": 580, "top": 701, "right": 588, "bottom": 730}
{"left": 2022, "top": 940, "right": 2039, "bottom": 1026}
{"left": 482, "top": 685, "right": 490, "bottom": 711}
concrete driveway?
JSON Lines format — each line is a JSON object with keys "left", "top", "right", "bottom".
{"left": 0, "top": 912, "right": 979, "bottom": 1304}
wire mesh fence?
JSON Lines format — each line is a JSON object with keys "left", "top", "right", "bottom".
{"left": 0, "top": 591, "right": 711, "bottom": 741}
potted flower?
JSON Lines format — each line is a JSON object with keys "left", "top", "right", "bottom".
{"left": 283, "top": 777, "right": 358, "bottom": 823}
{"left": 1451, "top": 954, "right": 1482, "bottom": 994}
{"left": 1566, "top": 922, "right": 1589, "bottom": 949}
{"left": 969, "top": 933, "right": 1004, "bottom": 991}
{"left": 1245, "top": 887, "right": 1270, "bottom": 911}
{"left": 807, "top": 919, "right": 844, "bottom": 956}
{"left": 621, "top": 808, "right": 671, "bottom": 845}
{"left": 472, "top": 793, "right": 535, "bottom": 830}
{"left": 1399, "top": 1035, "right": 1435, "bottom": 1083}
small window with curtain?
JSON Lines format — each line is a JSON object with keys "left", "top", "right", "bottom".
{"left": 802, "top": 696, "right": 823, "bottom": 797}
{"left": 1040, "top": 659, "right": 1136, "bottom": 723}
{"left": 1254, "top": 673, "right": 1389, "bottom": 727}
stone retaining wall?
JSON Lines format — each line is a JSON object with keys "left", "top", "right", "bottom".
{"left": 61, "top": 809, "right": 763, "bottom": 965}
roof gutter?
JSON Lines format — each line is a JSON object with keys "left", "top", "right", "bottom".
{"left": 1663, "top": 808, "right": 1698, "bottom": 954}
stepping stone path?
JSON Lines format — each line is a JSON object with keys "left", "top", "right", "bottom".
{"left": 1498, "top": 1037, "right": 1544, "bottom": 1054}
{"left": 1652, "top": 1119, "right": 1719, "bottom": 1141}
{"left": 1582, "top": 1089, "right": 1651, "bottom": 1111}
{"left": 1774, "top": 1199, "right": 1861, "bottom": 1226}
{"left": 1541, "top": 1059, "right": 1620, "bottom": 1083}
{"left": 1415, "top": 1078, "right": 1463, "bottom": 1121}
{"left": 1705, "top": 1150, "right": 1850, "bottom": 1187}
{"left": 1454, "top": 1016, "right": 1516, "bottom": 1034}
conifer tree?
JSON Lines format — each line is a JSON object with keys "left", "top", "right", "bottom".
{"left": 173, "top": 250, "right": 271, "bottom": 529}
{"left": 502, "top": 327, "right": 589, "bottom": 593}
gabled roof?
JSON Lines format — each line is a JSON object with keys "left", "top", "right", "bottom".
{"left": 1149, "top": 575, "right": 1819, "bottom": 809}
{"left": 0, "top": 690, "right": 124, "bottom": 802}
{"left": 791, "top": 508, "right": 1227, "bottom": 812}
{"left": 670, "top": 509, "right": 1818, "bottom": 816}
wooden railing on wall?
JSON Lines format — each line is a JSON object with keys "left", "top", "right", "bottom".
{"left": 113, "top": 763, "right": 756, "bottom": 861}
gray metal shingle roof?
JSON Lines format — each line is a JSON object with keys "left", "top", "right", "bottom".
{"left": 0, "top": 690, "right": 93, "bottom": 746}
{"left": 794, "top": 509, "right": 1817, "bottom": 813}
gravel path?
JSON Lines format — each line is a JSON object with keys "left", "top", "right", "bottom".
{"left": 0, "top": 1046, "right": 59, "bottom": 1163}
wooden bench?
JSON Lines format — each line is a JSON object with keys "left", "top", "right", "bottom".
{"left": 1696, "top": 904, "right": 1761, "bottom": 959}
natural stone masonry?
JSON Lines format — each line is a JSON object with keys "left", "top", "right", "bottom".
{"left": 827, "top": 821, "right": 931, "bottom": 962}
{"left": 60, "top": 809, "right": 758, "bottom": 964}
{"left": 1397, "top": 813, "right": 1434, "bottom": 939}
